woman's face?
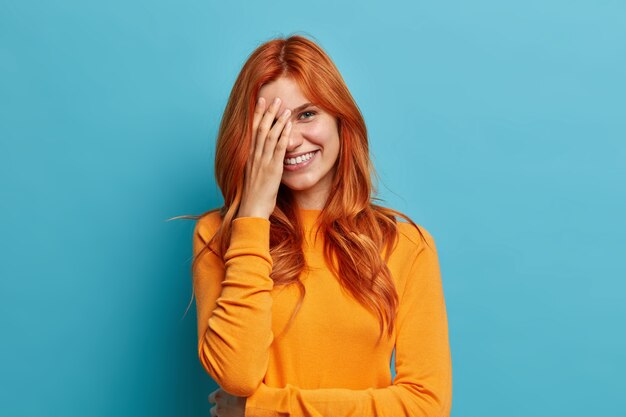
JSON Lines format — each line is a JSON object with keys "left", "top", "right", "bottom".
{"left": 257, "top": 76, "right": 340, "bottom": 209}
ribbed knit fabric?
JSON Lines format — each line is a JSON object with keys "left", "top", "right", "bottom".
{"left": 192, "top": 207, "right": 452, "bottom": 416}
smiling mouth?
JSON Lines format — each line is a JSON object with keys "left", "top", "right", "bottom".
{"left": 284, "top": 150, "right": 318, "bottom": 166}
{"left": 283, "top": 150, "right": 319, "bottom": 171}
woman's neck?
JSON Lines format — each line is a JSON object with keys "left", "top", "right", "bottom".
{"left": 291, "top": 188, "right": 330, "bottom": 211}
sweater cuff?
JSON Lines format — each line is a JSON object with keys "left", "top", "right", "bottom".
{"left": 225, "top": 217, "right": 273, "bottom": 268}
{"left": 245, "top": 383, "right": 283, "bottom": 417}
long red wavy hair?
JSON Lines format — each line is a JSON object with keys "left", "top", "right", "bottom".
{"left": 176, "top": 34, "right": 429, "bottom": 341}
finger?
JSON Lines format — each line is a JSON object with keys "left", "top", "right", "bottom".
{"left": 264, "top": 108, "right": 291, "bottom": 160}
{"left": 255, "top": 97, "right": 281, "bottom": 159}
{"left": 208, "top": 388, "right": 220, "bottom": 404}
{"left": 250, "top": 97, "right": 266, "bottom": 159}
{"left": 254, "top": 97, "right": 281, "bottom": 161}
{"left": 272, "top": 120, "right": 292, "bottom": 164}
{"left": 244, "top": 149, "right": 252, "bottom": 185}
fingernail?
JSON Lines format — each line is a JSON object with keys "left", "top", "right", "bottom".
{"left": 273, "top": 97, "right": 281, "bottom": 105}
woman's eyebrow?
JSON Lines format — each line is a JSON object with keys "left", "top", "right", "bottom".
{"left": 291, "top": 102, "right": 316, "bottom": 113}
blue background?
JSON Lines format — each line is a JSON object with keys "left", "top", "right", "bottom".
{"left": 1, "top": 1, "right": 625, "bottom": 416}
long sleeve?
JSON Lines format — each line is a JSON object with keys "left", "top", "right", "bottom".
{"left": 193, "top": 215, "right": 275, "bottom": 397}
{"left": 244, "top": 227, "right": 453, "bottom": 417}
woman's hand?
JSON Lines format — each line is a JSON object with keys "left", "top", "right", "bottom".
{"left": 208, "top": 387, "right": 247, "bottom": 417}
{"left": 236, "top": 96, "right": 293, "bottom": 220}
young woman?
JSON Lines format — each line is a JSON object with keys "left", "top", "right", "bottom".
{"left": 191, "top": 34, "right": 452, "bottom": 417}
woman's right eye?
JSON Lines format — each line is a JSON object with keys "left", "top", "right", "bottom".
{"left": 298, "top": 110, "right": 316, "bottom": 120}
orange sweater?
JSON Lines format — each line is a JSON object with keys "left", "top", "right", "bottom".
{"left": 193, "top": 207, "right": 452, "bottom": 416}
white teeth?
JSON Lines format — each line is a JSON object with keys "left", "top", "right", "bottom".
{"left": 284, "top": 151, "right": 316, "bottom": 165}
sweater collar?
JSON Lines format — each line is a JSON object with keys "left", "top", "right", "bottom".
{"left": 296, "top": 207, "right": 322, "bottom": 231}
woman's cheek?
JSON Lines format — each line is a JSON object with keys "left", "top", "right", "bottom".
{"left": 300, "top": 122, "right": 325, "bottom": 143}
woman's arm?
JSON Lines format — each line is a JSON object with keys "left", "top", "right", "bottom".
{"left": 193, "top": 215, "right": 274, "bottom": 397}
{"left": 243, "top": 228, "right": 453, "bottom": 417}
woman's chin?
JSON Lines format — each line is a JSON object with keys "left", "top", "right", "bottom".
{"left": 281, "top": 182, "right": 313, "bottom": 192}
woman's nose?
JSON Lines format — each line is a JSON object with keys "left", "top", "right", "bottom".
{"left": 286, "top": 124, "right": 304, "bottom": 151}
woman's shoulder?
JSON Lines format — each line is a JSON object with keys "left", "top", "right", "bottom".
{"left": 381, "top": 207, "right": 437, "bottom": 253}
{"left": 194, "top": 207, "right": 224, "bottom": 242}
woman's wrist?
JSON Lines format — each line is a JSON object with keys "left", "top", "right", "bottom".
{"left": 236, "top": 204, "right": 270, "bottom": 220}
